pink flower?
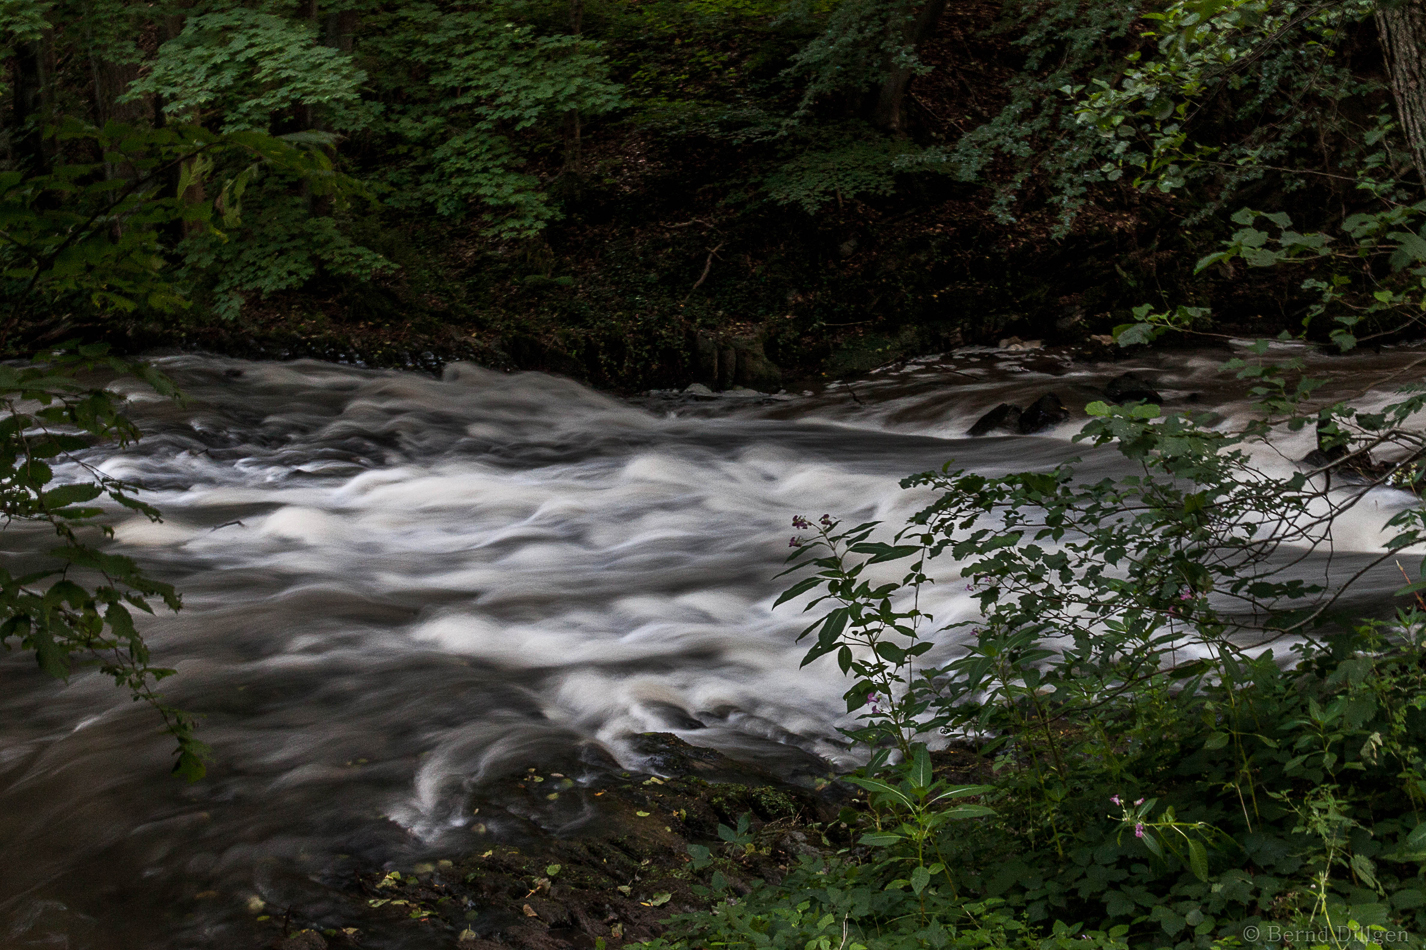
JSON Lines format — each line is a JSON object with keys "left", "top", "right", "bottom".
{"left": 1179, "top": 590, "right": 1193, "bottom": 601}
{"left": 1110, "top": 795, "right": 1120, "bottom": 805}
{"left": 1135, "top": 822, "right": 1144, "bottom": 838}
{"left": 1134, "top": 798, "right": 1144, "bottom": 806}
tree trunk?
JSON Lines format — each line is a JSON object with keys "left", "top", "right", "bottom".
{"left": 1377, "top": 0, "right": 1426, "bottom": 186}
{"left": 872, "top": 0, "right": 948, "bottom": 134}
{"left": 11, "top": 38, "right": 51, "bottom": 175}
{"left": 324, "top": 8, "right": 358, "bottom": 53}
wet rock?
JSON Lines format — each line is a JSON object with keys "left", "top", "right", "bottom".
{"left": 456, "top": 932, "right": 505, "bottom": 950}
{"left": 968, "top": 403, "right": 1022, "bottom": 436}
{"left": 1018, "top": 394, "right": 1069, "bottom": 434}
{"left": 682, "top": 383, "right": 715, "bottom": 397}
{"left": 523, "top": 897, "right": 573, "bottom": 927}
{"left": 643, "top": 702, "right": 706, "bottom": 730}
{"left": 687, "top": 333, "right": 782, "bottom": 393}
{"left": 732, "top": 340, "right": 782, "bottom": 393}
{"left": 280, "top": 931, "right": 327, "bottom": 950}
{"left": 1105, "top": 372, "right": 1161, "bottom": 405}
{"left": 627, "top": 732, "right": 784, "bottom": 786}
{"left": 716, "top": 345, "right": 738, "bottom": 391}
{"left": 1303, "top": 419, "right": 1390, "bottom": 483}
{"left": 344, "top": 749, "right": 846, "bottom": 950}
{"left": 774, "top": 829, "right": 822, "bottom": 859}
{"left": 691, "top": 333, "right": 719, "bottom": 386}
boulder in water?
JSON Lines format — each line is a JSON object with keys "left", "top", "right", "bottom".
{"left": 1018, "top": 393, "right": 1069, "bottom": 434}
{"left": 968, "top": 403, "right": 1022, "bottom": 436}
{"left": 1105, "top": 372, "right": 1161, "bottom": 405}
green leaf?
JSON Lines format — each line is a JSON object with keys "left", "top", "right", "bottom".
{"left": 909, "top": 746, "right": 932, "bottom": 790}
{"left": 849, "top": 542, "right": 921, "bottom": 564}
{"left": 858, "top": 832, "right": 904, "bottom": 847}
{"left": 41, "top": 483, "right": 103, "bottom": 509}
{"left": 910, "top": 865, "right": 931, "bottom": 895}
{"left": 172, "top": 748, "right": 206, "bottom": 782}
{"left": 775, "top": 576, "right": 823, "bottom": 607}
{"left": 1187, "top": 840, "right": 1209, "bottom": 882}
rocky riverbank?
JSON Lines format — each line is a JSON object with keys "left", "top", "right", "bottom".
{"left": 258, "top": 735, "right": 984, "bottom": 950}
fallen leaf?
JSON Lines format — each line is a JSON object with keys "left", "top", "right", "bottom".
{"left": 523, "top": 904, "right": 539, "bottom": 918}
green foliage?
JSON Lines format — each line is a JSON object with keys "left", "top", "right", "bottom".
{"left": 647, "top": 303, "right": 1426, "bottom": 948}
{"left": 0, "top": 343, "right": 205, "bottom": 780}
{"left": 1075, "top": 0, "right": 1379, "bottom": 193}
{"left": 122, "top": 9, "right": 369, "bottom": 132}
{"left": 764, "top": 134, "right": 950, "bottom": 212}
{"left": 178, "top": 172, "right": 392, "bottom": 320}
{"left": 946, "top": 0, "right": 1147, "bottom": 231}
{"left": 362, "top": 3, "right": 624, "bottom": 236}
{"left": 0, "top": 119, "right": 363, "bottom": 325}
{"left": 782, "top": 0, "right": 930, "bottom": 119}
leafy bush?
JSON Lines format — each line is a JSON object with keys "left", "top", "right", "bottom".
{"left": 639, "top": 328, "right": 1426, "bottom": 948}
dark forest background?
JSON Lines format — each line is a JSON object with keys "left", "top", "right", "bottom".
{"left": 4, "top": 0, "right": 1426, "bottom": 391}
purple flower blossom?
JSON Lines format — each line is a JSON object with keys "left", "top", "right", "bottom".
{"left": 789, "top": 537, "right": 803, "bottom": 548}
{"left": 1134, "top": 798, "right": 1144, "bottom": 806}
{"left": 1111, "top": 795, "right": 1121, "bottom": 805}
{"left": 1134, "top": 822, "right": 1145, "bottom": 838}
{"left": 820, "top": 514, "right": 833, "bottom": 527}
{"left": 792, "top": 516, "right": 811, "bottom": 530}
{"left": 1179, "top": 590, "right": 1193, "bottom": 601}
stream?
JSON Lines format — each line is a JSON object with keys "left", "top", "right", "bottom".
{"left": 0, "top": 342, "right": 1422, "bottom": 948}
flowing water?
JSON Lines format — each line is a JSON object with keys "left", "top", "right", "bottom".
{"left": 0, "top": 343, "right": 1422, "bottom": 948}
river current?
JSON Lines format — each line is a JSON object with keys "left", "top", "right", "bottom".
{"left": 0, "top": 343, "right": 1421, "bottom": 948}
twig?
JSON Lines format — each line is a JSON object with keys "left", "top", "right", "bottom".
{"left": 685, "top": 242, "right": 725, "bottom": 302}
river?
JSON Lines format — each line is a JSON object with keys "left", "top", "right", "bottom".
{"left": 0, "top": 342, "right": 1421, "bottom": 948}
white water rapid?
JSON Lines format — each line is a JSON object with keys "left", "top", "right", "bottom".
{"left": 0, "top": 344, "right": 1421, "bottom": 948}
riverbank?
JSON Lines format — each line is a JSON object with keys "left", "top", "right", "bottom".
{"left": 257, "top": 733, "right": 931, "bottom": 950}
